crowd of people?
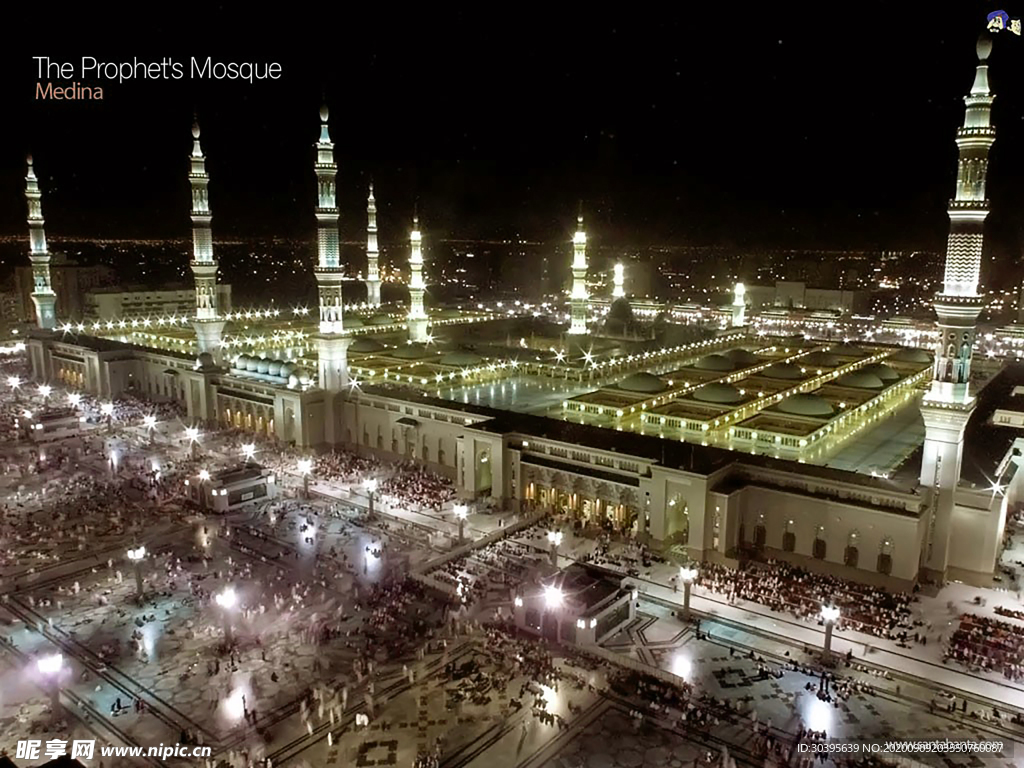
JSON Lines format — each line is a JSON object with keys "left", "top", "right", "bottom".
{"left": 944, "top": 612, "right": 1024, "bottom": 680}
{"left": 693, "top": 560, "right": 919, "bottom": 640}
{"left": 379, "top": 461, "right": 455, "bottom": 513}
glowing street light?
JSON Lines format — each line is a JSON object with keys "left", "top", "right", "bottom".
{"left": 679, "top": 566, "right": 699, "bottom": 620}
{"left": 215, "top": 587, "right": 237, "bottom": 644}
{"left": 298, "top": 458, "right": 313, "bottom": 499}
{"left": 38, "top": 384, "right": 52, "bottom": 405}
{"left": 36, "top": 653, "right": 63, "bottom": 717}
{"left": 126, "top": 545, "right": 146, "bottom": 599}
{"left": 366, "top": 477, "right": 378, "bottom": 518}
{"left": 821, "top": 604, "right": 841, "bottom": 655}
{"left": 547, "top": 530, "right": 563, "bottom": 567}
{"left": 7, "top": 375, "right": 20, "bottom": 395}
{"left": 143, "top": 415, "right": 157, "bottom": 443}
{"left": 185, "top": 426, "right": 200, "bottom": 458}
{"left": 454, "top": 503, "right": 468, "bottom": 543}
{"left": 67, "top": 392, "right": 81, "bottom": 408}
{"left": 543, "top": 584, "right": 564, "bottom": 611}
{"left": 241, "top": 442, "right": 256, "bottom": 464}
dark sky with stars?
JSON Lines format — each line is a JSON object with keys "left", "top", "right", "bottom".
{"left": 2, "top": 4, "right": 1024, "bottom": 257}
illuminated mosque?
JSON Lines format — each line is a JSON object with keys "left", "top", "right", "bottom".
{"left": 21, "top": 39, "right": 1024, "bottom": 588}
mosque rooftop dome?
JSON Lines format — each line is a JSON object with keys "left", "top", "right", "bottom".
{"left": 693, "top": 382, "right": 745, "bottom": 405}
{"left": 802, "top": 351, "right": 840, "bottom": 367}
{"left": 860, "top": 362, "right": 900, "bottom": 381}
{"left": 724, "top": 348, "right": 759, "bottom": 366}
{"left": 835, "top": 371, "right": 885, "bottom": 389}
{"left": 763, "top": 362, "right": 804, "bottom": 380}
{"left": 349, "top": 338, "right": 385, "bottom": 354}
{"left": 616, "top": 372, "right": 668, "bottom": 394}
{"left": 777, "top": 393, "right": 835, "bottom": 418}
{"left": 694, "top": 354, "right": 735, "bottom": 372}
{"left": 890, "top": 348, "right": 931, "bottom": 364}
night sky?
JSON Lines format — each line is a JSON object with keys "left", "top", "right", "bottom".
{"left": 3, "top": 5, "right": 1024, "bottom": 255}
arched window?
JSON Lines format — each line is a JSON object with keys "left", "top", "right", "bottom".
{"left": 782, "top": 519, "right": 796, "bottom": 553}
{"left": 844, "top": 530, "right": 860, "bottom": 568}
{"left": 753, "top": 512, "right": 767, "bottom": 549}
{"left": 877, "top": 537, "right": 894, "bottom": 575}
{"left": 813, "top": 525, "right": 826, "bottom": 560}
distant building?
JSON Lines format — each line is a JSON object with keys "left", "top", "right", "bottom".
{"left": 83, "top": 284, "right": 232, "bottom": 319}
{"left": 14, "top": 257, "right": 116, "bottom": 321}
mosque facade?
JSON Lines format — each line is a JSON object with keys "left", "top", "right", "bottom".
{"left": 21, "top": 42, "right": 1024, "bottom": 590}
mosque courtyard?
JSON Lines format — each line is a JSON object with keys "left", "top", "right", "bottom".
{"left": 0, "top": 363, "right": 1021, "bottom": 768}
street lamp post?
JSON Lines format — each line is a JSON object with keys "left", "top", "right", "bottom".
{"left": 37, "top": 653, "right": 63, "bottom": 719}
{"left": 242, "top": 442, "right": 255, "bottom": 465}
{"left": 101, "top": 402, "right": 114, "bottom": 432}
{"left": 821, "top": 604, "right": 840, "bottom": 656}
{"left": 298, "top": 458, "right": 313, "bottom": 499}
{"left": 679, "top": 566, "right": 698, "bottom": 621}
{"left": 454, "top": 503, "right": 468, "bottom": 544}
{"left": 7, "top": 375, "right": 20, "bottom": 402}
{"left": 547, "top": 530, "right": 563, "bottom": 568}
{"left": 143, "top": 415, "right": 157, "bottom": 445}
{"left": 215, "top": 587, "right": 237, "bottom": 644}
{"left": 38, "top": 384, "right": 51, "bottom": 408}
{"left": 185, "top": 426, "right": 200, "bottom": 459}
{"left": 68, "top": 393, "right": 81, "bottom": 410}
{"left": 127, "top": 546, "right": 146, "bottom": 600}
{"left": 366, "top": 478, "right": 378, "bottom": 518}
{"left": 198, "top": 469, "right": 210, "bottom": 510}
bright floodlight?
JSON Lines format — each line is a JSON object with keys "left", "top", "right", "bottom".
{"left": 100, "top": 402, "right": 114, "bottom": 416}
{"left": 7, "top": 375, "right": 20, "bottom": 389}
{"left": 241, "top": 443, "right": 255, "bottom": 460}
{"left": 298, "top": 458, "right": 313, "bottom": 475}
{"left": 198, "top": 469, "right": 211, "bottom": 482}
{"left": 215, "top": 587, "right": 237, "bottom": 610}
{"left": 365, "top": 478, "right": 378, "bottom": 493}
{"left": 185, "top": 426, "right": 199, "bottom": 441}
{"left": 127, "top": 546, "right": 146, "bottom": 561}
{"left": 543, "top": 585, "right": 564, "bottom": 610}
{"left": 821, "top": 605, "right": 841, "bottom": 624}
{"left": 547, "top": 531, "right": 563, "bottom": 546}
{"left": 37, "top": 653, "right": 63, "bottom": 675}
{"left": 38, "top": 384, "right": 51, "bottom": 398}
{"left": 453, "top": 503, "right": 468, "bottom": 520}
{"left": 23, "top": 409, "right": 33, "bottom": 420}
{"left": 143, "top": 415, "right": 157, "bottom": 429}
{"left": 68, "top": 393, "right": 81, "bottom": 407}
{"left": 679, "top": 566, "right": 699, "bottom": 584}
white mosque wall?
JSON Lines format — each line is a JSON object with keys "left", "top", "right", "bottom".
{"left": 948, "top": 490, "right": 1007, "bottom": 581}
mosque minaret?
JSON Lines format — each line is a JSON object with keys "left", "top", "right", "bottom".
{"left": 188, "top": 120, "right": 227, "bottom": 362}
{"left": 365, "top": 183, "right": 382, "bottom": 307}
{"left": 731, "top": 282, "right": 746, "bottom": 328}
{"left": 25, "top": 156, "right": 57, "bottom": 331}
{"left": 919, "top": 36, "right": 996, "bottom": 580}
{"left": 612, "top": 262, "right": 625, "bottom": 299}
{"left": 568, "top": 208, "right": 589, "bottom": 335}
{"left": 407, "top": 210, "right": 429, "bottom": 342}
{"left": 312, "top": 105, "right": 350, "bottom": 393}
